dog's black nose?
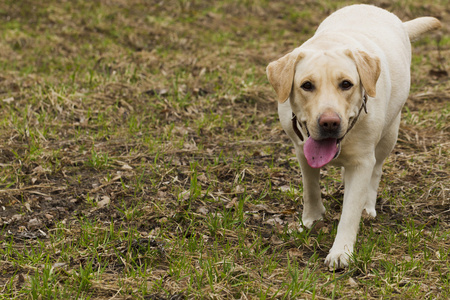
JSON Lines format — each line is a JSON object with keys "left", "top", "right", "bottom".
{"left": 318, "top": 111, "right": 341, "bottom": 133}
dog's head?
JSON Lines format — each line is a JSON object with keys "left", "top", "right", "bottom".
{"left": 267, "top": 47, "right": 380, "bottom": 167}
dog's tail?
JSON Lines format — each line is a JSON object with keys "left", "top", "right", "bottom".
{"left": 403, "top": 17, "right": 441, "bottom": 42}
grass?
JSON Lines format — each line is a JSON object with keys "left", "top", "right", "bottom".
{"left": 0, "top": 0, "right": 448, "bottom": 299}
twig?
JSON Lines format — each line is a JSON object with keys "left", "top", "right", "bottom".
{"left": 0, "top": 185, "right": 55, "bottom": 194}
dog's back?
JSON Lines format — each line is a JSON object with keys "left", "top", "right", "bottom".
{"left": 317, "top": 4, "right": 441, "bottom": 54}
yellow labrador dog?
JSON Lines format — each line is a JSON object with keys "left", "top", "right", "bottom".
{"left": 267, "top": 4, "right": 440, "bottom": 269}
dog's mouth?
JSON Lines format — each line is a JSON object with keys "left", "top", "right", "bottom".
{"left": 298, "top": 94, "right": 367, "bottom": 169}
{"left": 302, "top": 123, "right": 342, "bottom": 168}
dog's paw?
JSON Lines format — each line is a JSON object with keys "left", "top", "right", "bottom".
{"left": 324, "top": 247, "right": 352, "bottom": 270}
{"left": 302, "top": 217, "right": 320, "bottom": 229}
{"left": 302, "top": 204, "right": 326, "bottom": 228}
{"left": 363, "top": 207, "right": 376, "bottom": 218}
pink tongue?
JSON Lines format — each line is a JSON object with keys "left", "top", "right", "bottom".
{"left": 304, "top": 137, "right": 339, "bottom": 168}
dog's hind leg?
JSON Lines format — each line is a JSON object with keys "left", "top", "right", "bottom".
{"left": 366, "top": 114, "right": 401, "bottom": 217}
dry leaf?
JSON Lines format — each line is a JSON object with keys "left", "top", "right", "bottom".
{"left": 174, "top": 126, "right": 188, "bottom": 135}
{"left": 278, "top": 185, "right": 291, "bottom": 192}
{"left": 144, "top": 88, "right": 168, "bottom": 96}
{"left": 121, "top": 164, "right": 133, "bottom": 170}
{"left": 3, "top": 97, "right": 14, "bottom": 103}
{"left": 348, "top": 277, "right": 358, "bottom": 287}
{"left": 24, "top": 202, "right": 32, "bottom": 212}
{"left": 202, "top": 234, "right": 209, "bottom": 242}
{"left": 234, "top": 185, "right": 245, "bottom": 193}
{"left": 197, "top": 173, "right": 208, "bottom": 183}
{"left": 97, "top": 196, "right": 111, "bottom": 208}
{"left": 288, "top": 248, "right": 303, "bottom": 258}
{"left": 436, "top": 251, "right": 441, "bottom": 259}
{"left": 179, "top": 190, "right": 190, "bottom": 201}
{"left": 52, "top": 262, "right": 67, "bottom": 269}
{"left": 264, "top": 217, "right": 284, "bottom": 226}
{"left": 287, "top": 221, "right": 303, "bottom": 233}
{"left": 252, "top": 214, "right": 261, "bottom": 221}
{"left": 27, "top": 218, "right": 42, "bottom": 229}
{"left": 281, "top": 208, "right": 298, "bottom": 215}
{"left": 225, "top": 197, "right": 238, "bottom": 209}
{"left": 249, "top": 203, "right": 277, "bottom": 214}
{"left": 156, "top": 190, "right": 167, "bottom": 198}
{"left": 183, "top": 142, "right": 198, "bottom": 151}
{"left": 32, "top": 166, "right": 45, "bottom": 175}
{"left": 197, "top": 206, "right": 209, "bottom": 215}
{"left": 11, "top": 214, "right": 22, "bottom": 222}
{"left": 270, "top": 235, "right": 284, "bottom": 245}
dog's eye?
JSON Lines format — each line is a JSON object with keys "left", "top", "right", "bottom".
{"left": 340, "top": 80, "right": 353, "bottom": 90}
{"left": 301, "top": 81, "right": 314, "bottom": 91}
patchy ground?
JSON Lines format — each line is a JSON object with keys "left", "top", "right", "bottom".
{"left": 0, "top": 0, "right": 449, "bottom": 299}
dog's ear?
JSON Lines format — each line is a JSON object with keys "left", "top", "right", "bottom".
{"left": 346, "top": 49, "right": 381, "bottom": 98}
{"left": 266, "top": 49, "right": 304, "bottom": 103}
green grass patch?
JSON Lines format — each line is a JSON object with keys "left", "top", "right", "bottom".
{"left": 0, "top": 0, "right": 448, "bottom": 299}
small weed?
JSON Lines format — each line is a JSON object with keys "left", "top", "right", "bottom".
{"left": 85, "top": 148, "right": 112, "bottom": 170}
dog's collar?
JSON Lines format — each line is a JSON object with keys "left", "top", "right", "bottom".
{"left": 291, "top": 113, "right": 304, "bottom": 141}
{"left": 291, "top": 92, "right": 368, "bottom": 142}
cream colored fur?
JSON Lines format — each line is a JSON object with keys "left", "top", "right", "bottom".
{"left": 267, "top": 4, "right": 440, "bottom": 269}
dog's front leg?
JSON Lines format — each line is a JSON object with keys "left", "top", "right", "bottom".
{"left": 298, "top": 151, "right": 325, "bottom": 228}
{"left": 325, "top": 158, "right": 375, "bottom": 269}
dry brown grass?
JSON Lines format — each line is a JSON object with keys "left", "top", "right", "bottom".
{"left": 0, "top": 0, "right": 448, "bottom": 299}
